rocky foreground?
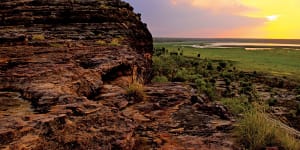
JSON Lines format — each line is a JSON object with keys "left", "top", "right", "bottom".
{"left": 0, "top": 0, "right": 236, "bottom": 149}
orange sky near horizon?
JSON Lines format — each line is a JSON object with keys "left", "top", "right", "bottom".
{"left": 172, "top": 0, "right": 300, "bottom": 39}
{"left": 125, "top": 0, "right": 300, "bottom": 39}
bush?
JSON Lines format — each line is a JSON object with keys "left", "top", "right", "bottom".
{"left": 195, "top": 78, "right": 217, "bottom": 100}
{"left": 240, "top": 81, "right": 254, "bottom": 95}
{"left": 219, "top": 61, "right": 227, "bottom": 69}
{"left": 173, "top": 68, "right": 189, "bottom": 82}
{"left": 195, "top": 78, "right": 206, "bottom": 90}
{"left": 125, "top": 83, "right": 146, "bottom": 102}
{"left": 152, "top": 56, "right": 177, "bottom": 78}
{"left": 152, "top": 76, "right": 168, "bottom": 83}
{"left": 222, "top": 71, "right": 235, "bottom": 80}
{"left": 236, "top": 109, "right": 300, "bottom": 150}
{"left": 207, "top": 62, "right": 213, "bottom": 70}
{"left": 220, "top": 98, "right": 250, "bottom": 115}
{"left": 205, "top": 84, "right": 218, "bottom": 101}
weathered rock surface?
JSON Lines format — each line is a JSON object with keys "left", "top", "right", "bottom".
{"left": 0, "top": 0, "right": 237, "bottom": 149}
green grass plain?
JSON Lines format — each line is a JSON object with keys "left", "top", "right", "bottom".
{"left": 155, "top": 42, "right": 300, "bottom": 79}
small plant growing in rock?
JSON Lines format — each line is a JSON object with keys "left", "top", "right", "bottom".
{"left": 96, "top": 40, "right": 106, "bottom": 45}
{"left": 125, "top": 82, "right": 146, "bottom": 102}
{"left": 32, "top": 34, "right": 45, "bottom": 40}
{"left": 109, "top": 38, "right": 121, "bottom": 46}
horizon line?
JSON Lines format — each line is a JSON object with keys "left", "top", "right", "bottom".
{"left": 153, "top": 37, "right": 300, "bottom": 40}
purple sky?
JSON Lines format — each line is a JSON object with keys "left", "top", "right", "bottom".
{"left": 124, "top": 0, "right": 265, "bottom": 38}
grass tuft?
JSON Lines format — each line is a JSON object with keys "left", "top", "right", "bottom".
{"left": 95, "top": 40, "right": 106, "bottom": 45}
{"left": 125, "top": 82, "right": 146, "bottom": 102}
{"left": 32, "top": 34, "right": 45, "bottom": 41}
{"left": 236, "top": 109, "right": 300, "bottom": 150}
{"left": 109, "top": 38, "right": 121, "bottom": 46}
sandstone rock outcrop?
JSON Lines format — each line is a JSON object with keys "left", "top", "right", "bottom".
{"left": 0, "top": 0, "right": 153, "bottom": 112}
{"left": 0, "top": 0, "right": 236, "bottom": 149}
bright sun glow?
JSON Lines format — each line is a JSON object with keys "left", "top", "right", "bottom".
{"left": 240, "top": 0, "right": 300, "bottom": 38}
{"left": 266, "top": 15, "right": 279, "bottom": 21}
{"left": 173, "top": 0, "right": 300, "bottom": 38}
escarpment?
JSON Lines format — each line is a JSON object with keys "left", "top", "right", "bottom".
{"left": 0, "top": 0, "right": 153, "bottom": 111}
{"left": 0, "top": 0, "right": 236, "bottom": 149}
{"left": 0, "top": 0, "right": 153, "bottom": 148}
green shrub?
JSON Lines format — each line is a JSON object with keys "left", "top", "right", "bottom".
{"left": 205, "top": 84, "right": 218, "bottom": 100}
{"left": 207, "top": 62, "right": 213, "bottom": 70}
{"left": 219, "top": 61, "right": 227, "bottom": 68}
{"left": 239, "top": 81, "right": 254, "bottom": 96}
{"left": 152, "top": 56, "right": 177, "bottom": 78}
{"left": 125, "top": 83, "right": 146, "bottom": 102}
{"left": 222, "top": 71, "right": 235, "bottom": 80}
{"left": 173, "top": 68, "right": 189, "bottom": 82}
{"left": 195, "top": 78, "right": 206, "bottom": 90}
{"left": 152, "top": 76, "right": 168, "bottom": 83}
{"left": 220, "top": 97, "right": 250, "bottom": 115}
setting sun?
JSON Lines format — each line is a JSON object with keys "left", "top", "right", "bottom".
{"left": 266, "top": 15, "right": 279, "bottom": 21}
{"left": 240, "top": 0, "right": 300, "bottom": 38}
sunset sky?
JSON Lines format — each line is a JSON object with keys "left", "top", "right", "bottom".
{"left": 124, "top": 0, "right": 300, "bottom": 39}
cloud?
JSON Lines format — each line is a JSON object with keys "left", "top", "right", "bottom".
{"left": 124, "top": 0, "right": 267, "bottom": 38}
{"left": 170, "top": 0, "right": 256, "bottom": 14}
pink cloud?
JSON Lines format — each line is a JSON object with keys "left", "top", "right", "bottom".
{"left": 170, "top": 0, "right": 256, "bottom": 15}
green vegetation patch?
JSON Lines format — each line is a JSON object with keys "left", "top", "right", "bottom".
{"left": 155, "top": 42, "right": 300, "bottom": 80}
{"left": 220, "top": 97, "right": 251, "bottom": 115}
